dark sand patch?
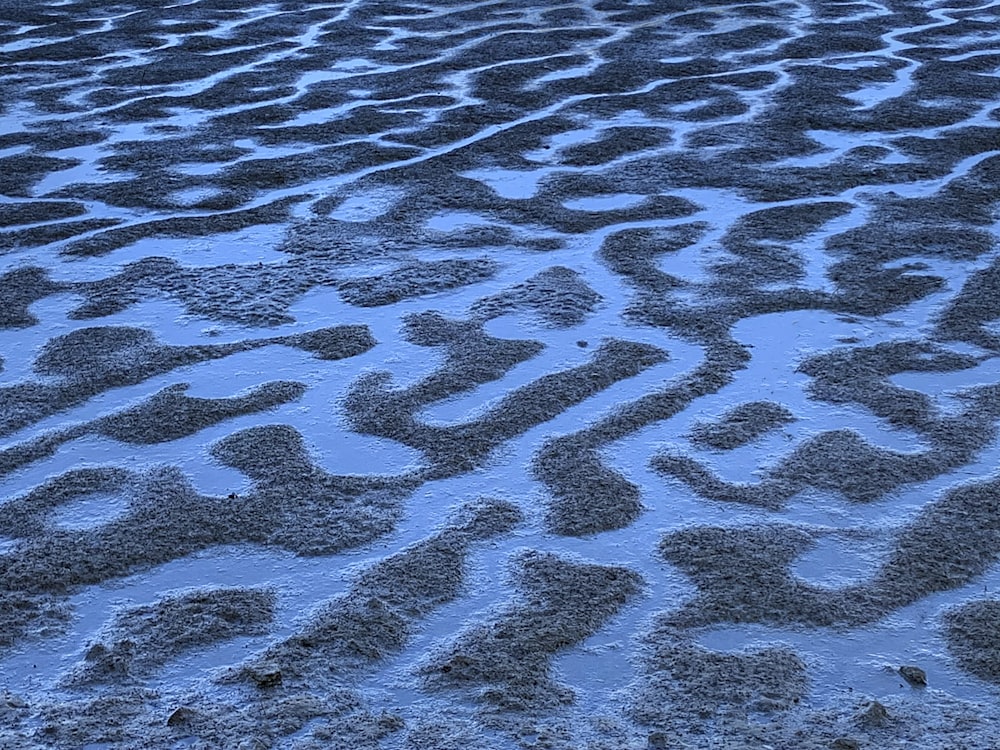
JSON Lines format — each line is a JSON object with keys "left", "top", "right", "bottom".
{"left": 95, "top": 381, "right": 306, "bottom": 444}
{"left": 725, "top": 202, "right": 854, "bottom": 247}
{"left": 0, "top": 266, "right": 65, "bottom": 329}
{"left": 403, "top": 717, "right": 504, "bottom": 750}
{"left": 656, "top": 474, "right": 1000, "bottom": 629}
{"left": 230, "top": 497, "right": 522, "bottom": 688}
{"left": 0, "top": 218, "right": 123, "bottom": 252}
{"left": 559, "top": 125, "right": 672, "bottom": 167}
{"left": 537, "top": 339, "right": 750, "bottom": 536}
{"left": 0, "top": 154, "right": 81, "bottom": 197}
{"left": 346, "top": 311, "right": 666, "bottom": 477}
{"left": 630, "top": 631, "right": 808, "bottom": 727}
{"left": 418, "top": 550, "right": 642, "bottom": 712}
{"left": 0, "top": 380, "right": 307, "bottom": 479}
{"left": 470, "top": 266, "right": 602, "bottom": 328}
{"left": 66, "top": 587, "right": 276, "bottom": 685}
{"left": 655, "top": 428, "right": 931, "bottom": 508}
{"left": 28, "top": 689, "right": 380, "bottom": 750}
{"left": 688, "top": 400, "right": 796, "bottom": 451}
{"left": 59, "top": 197, "right": 302, "bottom": 257}
{"left": 0, "top": 590, "right": 69, "bottom": 650}
{"left": 0, "top": 425, "right": 414, "bottom": 649}
{"left": 338, "top": 258, "right": 498, "bottom": 307}
{"left": 69, "top": 255, "right": 334, "bottom": 326}
{"left": 537, "top": 434, "right": 647, "bottom": 538}
{"left": 943, "top": 599, "right": 1000, "bottom": 685}
{"left": 27, "top": 689, "right": 155, "bottom": 749}
{"left": 630, "top": 690, "right": 1000, "bottom": 750}
{"left": 599, "top": 223, "right": 708, "bottom": 293}
{"left": 937, "top": 252, "right": 1000, "bottom": 351}
{"left": 0, "top": 324, "right": 371, "bottom": 438}
{"left": 657, "top": 338, "right": 997, "bottom": 508}
{"left": 210, "top": 424, "right": 415, "bottom": 556}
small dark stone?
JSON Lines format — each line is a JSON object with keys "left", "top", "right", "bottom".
{"left": 247, "top": 663, "right": 282, "bottom": 688}
{"left": 856, "top": 700, "right": 891, "bottom": 727}
{"left": 577, "top": 340, "right": 588, "bottom": 347}
{"left": 167, "top": 707, "right": 196, "bottom": 727}
{"left": 899, "top": 665, "right": 927, "bottom": 687}
{"left": 831, "top": 738, "right": 860, "bottom": 750}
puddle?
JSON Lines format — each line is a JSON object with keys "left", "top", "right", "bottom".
{"left": 424, "top": 211, "right": 492, "bottom": 232}
{"left": 48, "top": 491, "right": 130, "bottom": 531}
{"left": 563, "top": 194, "right": 648, "bottom": 212}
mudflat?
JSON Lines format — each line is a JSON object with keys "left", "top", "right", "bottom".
{"left": 2, "top": 1, "right": 1000, "bottom": 747}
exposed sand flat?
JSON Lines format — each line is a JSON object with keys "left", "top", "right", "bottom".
{"left": 1, "top": 0, "right": 1000, "bottom": 747}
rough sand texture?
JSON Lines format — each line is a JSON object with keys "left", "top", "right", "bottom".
{"left": 231, "top": 497, "right": 523, "bottom": 688}
{"left": 687, "top": 400, "right": 797, "bottom": 451}
{"left": 943, "top": 599, "right": 1000, "bottom": 684}
{"left": 67, "top": 587, "right": 277, "bottom": 685}
{"left": 2, "top": 0, "right": 1000, "bottom": 747}
{"left": 0, "top": 380, "right": 306, "bottom": 477}
{"left": 419, "top": 551, "right": 643, "bottom": 712}
{"left": 0, "top": 323, "right": 373, "bottom": 437}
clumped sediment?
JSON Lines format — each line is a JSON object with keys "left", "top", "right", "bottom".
{"left": 943, "top": 599, "right": 1000, "bottom": 685}
{"left": 0, "top": 424, "right": 415, "bottom": 649}
{"left": 0, "top": 380, "right": 306, "bottom": 479}
{"left": 419, "top": 550, "right": 643, "bottom": 711}
{"left": 66, "top": 587, "right": 276, "bottom": 685}
{"left": 231, "top": 497, "right": 523, "bottom": 689}
{"left": 688, "top": 400, "right": 797, "bottom": 450}
{"left": 655, "top": 475, "right": 1000, "bottom": 630}
{"left": 346, "top": 321, "right": 667, "bottom": 478}
{"left": 0, "top": 324, "right": 373, "bottom": 438}
{"left": 630, "top": 630, "right": 808, "bottom": 727}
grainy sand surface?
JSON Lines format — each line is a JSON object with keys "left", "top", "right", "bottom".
{"left": 2, "top": 0, "right": 1000, "bottom": 747}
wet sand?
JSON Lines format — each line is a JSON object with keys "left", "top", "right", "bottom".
{"left": 2, "top": 0, "right": 1000, "bottom": 747}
